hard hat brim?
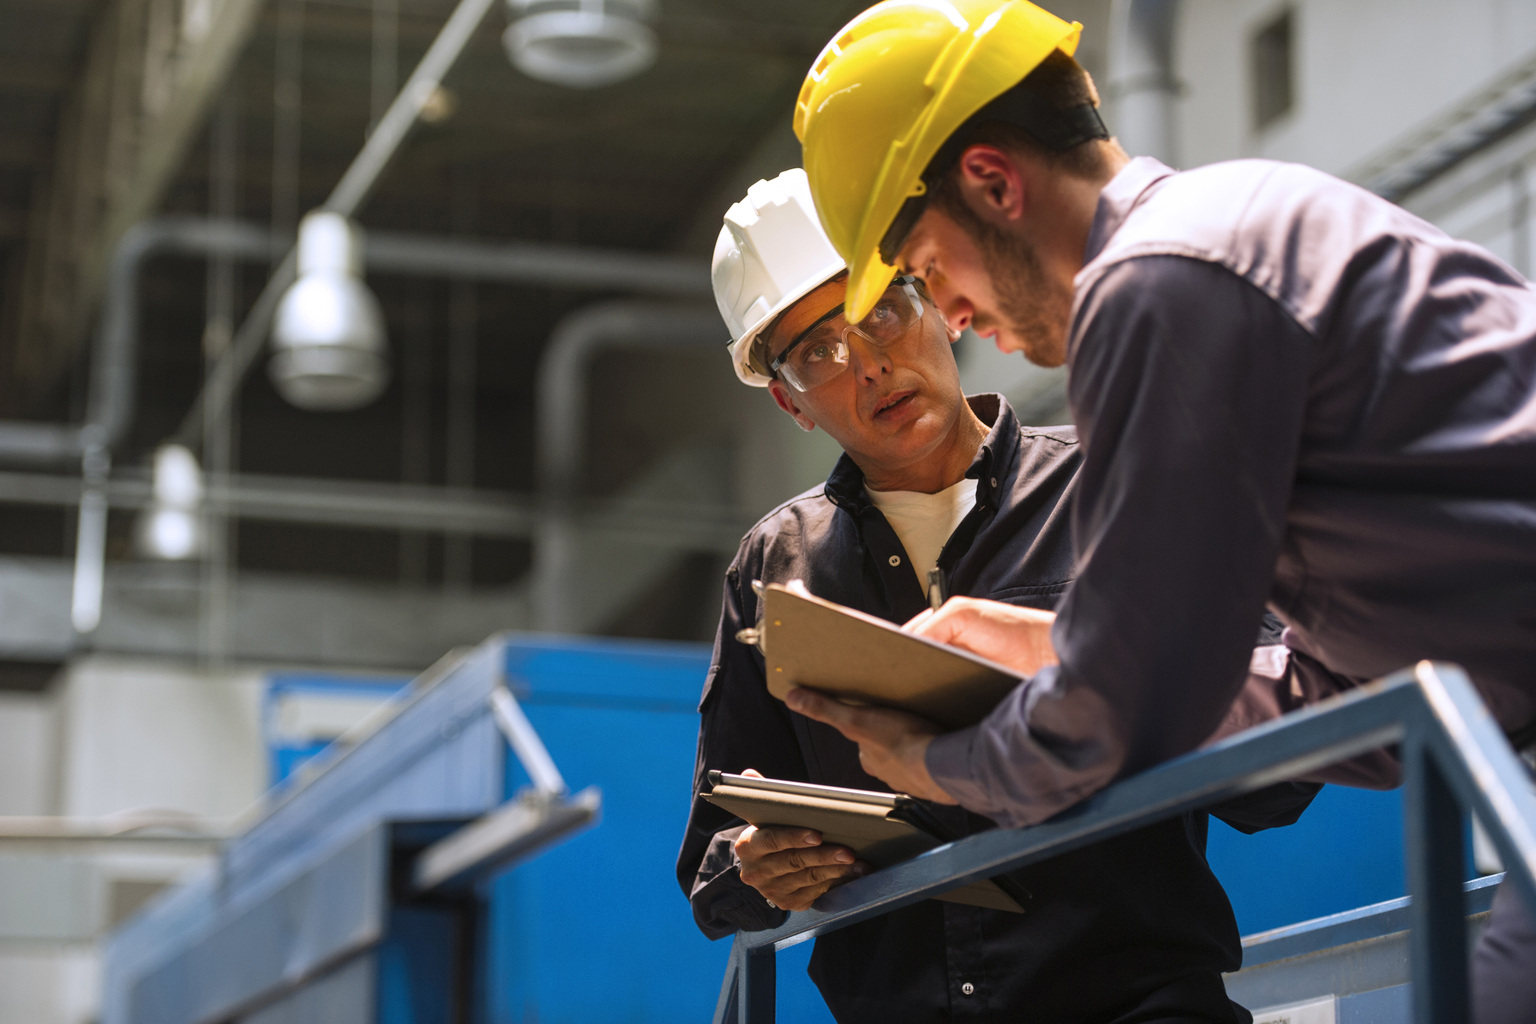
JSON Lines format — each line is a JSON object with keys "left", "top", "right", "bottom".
{"left": 731, "top": 260, "right": 845, "bottom": 387}
{"left": 801, "top": 2, "right": 1082, "bottom": 324}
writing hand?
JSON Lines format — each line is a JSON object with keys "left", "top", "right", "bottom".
{"left": 905, "top": 597, "right": 1058, "bottom": 678}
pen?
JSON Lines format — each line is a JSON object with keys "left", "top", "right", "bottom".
{"left": 927, "top": 567, "right": 946, "bottom": 611}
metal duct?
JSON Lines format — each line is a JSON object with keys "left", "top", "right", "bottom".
{"left": 0, "top": 217, "right": 709, "bottom": 471}
{"left": 1107, "top": 0, "right": 1182, "bottom": 165}
{"left": 0, "top": 219, "right": 276, "bottom": 467}
{"left": 533, "top": 302, "right": 726, "bottom": 632}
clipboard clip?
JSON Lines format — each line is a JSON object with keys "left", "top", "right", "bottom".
{"left": 733, "top": 580, "right": 768, "bottom": 650}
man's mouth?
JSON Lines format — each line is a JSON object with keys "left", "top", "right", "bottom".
{"left": 873, "top": 390, "right": 916, "bottom": 418}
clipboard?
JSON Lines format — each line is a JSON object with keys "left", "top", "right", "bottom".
{"left": 702, "top": 771, "right": 1027, "bottom": 913}
{"left": 754, "top": 581, "right": 1023, "bottom": 730}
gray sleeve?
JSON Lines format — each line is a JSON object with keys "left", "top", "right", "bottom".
{"left": 927, "top": 255, "right": 1315, "bottom": 828}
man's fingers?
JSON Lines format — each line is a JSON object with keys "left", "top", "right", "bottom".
{"left": 902, "top": 607, "right": 936, "bottom": 632}
{"left": 784, "top": 689, "right": 900, "bottom": 744}
{"left": 784, "top": 864, "right": 869, "bottom": 907}
{"left": 905, "top": 597, "right": 975, "bottom": 644}
{"left": 777, "top": 859, "right": 864, "bottom": 890}
{"left": 784, "top": 687, "right": 868, "bottom": 737}
{"left": 735, "top": 824, "right": 821, "bottom": 858}
{"left": 903, "top": 597, "right": 1059, "bottom": 676}
{"left": 740, "top": 845, "right": 861, "bottom": 894}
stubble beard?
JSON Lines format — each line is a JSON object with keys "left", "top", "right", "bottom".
{"left": 963, "top": 215, "right": 1075, "bottom": 368}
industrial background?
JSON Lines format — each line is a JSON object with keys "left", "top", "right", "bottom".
{"left": 1, "top": 0, "right": 1534, "bottom": 1021}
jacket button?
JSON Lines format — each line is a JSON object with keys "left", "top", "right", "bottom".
{"left": 989, "top": 477, "right": 998, "bottom": 488}
{"left": 888, "top": 555, "right": 901, "bottom": 567}
{"left": 961, "top": 982, "right": 975, "bottom": 996}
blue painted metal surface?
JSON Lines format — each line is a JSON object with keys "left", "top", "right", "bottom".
{"left": 712, "top": 664, "right": 1536, "bottom": 1024}
{"left": 99, "top": 633, "right": 836, "bottom": 1024}
{"left": 112, "top": 633, "right": 1495, "bottom": 1024}
{"left": 1208, "top": 785, "right": 1406, "bottom": 935}
{"left": 263, "top": 672, "right": 411, "bottom": 787}
{"left": 1226, "top": 875, "right": 1503, "bottom": 1021}
{"left": 101, "top": 641, "right": 508, "bottom": 1024}
{"left": 483, "top": 635, "right": 832, "bottom": 1024}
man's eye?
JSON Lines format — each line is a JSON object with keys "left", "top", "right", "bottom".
{"left": 801, "top": 342, "right": 834, "bottom": 364}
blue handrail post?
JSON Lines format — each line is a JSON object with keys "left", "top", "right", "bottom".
{"left": 713, "top": 936, "right": 776, "bottom": 1024}
{"left": 1405, "top": 730, "right": 1471, "bottom": 1024}
{"left": 713, "top": 940, "right": 742, "bottom": 1023}
{"left": 740, "top": 943, "right": 776, "bottom": 1023}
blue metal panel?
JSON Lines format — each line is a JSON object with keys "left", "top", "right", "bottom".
{"left": 263, "top": 672, "right": 411, "bottom": 787}
{"left": 103, "top": 639, "right": 509, "bottom": 1024}
{"left": 130, "top": 820, "right": 390, "bottom": 1024}
{"left": 227, "top": 641, "right": 507, "bottom": 903}
{"left": 1341, "top": 984, "right": 1410, "bottom": 1024}
{"left": 482, "top": 636, "right": 834, "bottom": 1024}
{"left": 243, "top": 954, "right": 378, "bottom": 1024}
{"left": 1208, "top": 785, "right": 1407, "bottom": 934}
{"left": 377, "top": 906, "right": 467, "bottom": 1024}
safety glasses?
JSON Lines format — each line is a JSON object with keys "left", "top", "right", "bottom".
{"left": 768, "top": 277, "right": 925, "bottom": 393}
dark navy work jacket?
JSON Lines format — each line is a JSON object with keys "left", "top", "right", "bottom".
{"left": 677, "top": 395, "right": 1315, "bottom": 1024}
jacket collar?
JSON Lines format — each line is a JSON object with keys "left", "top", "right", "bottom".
{"left": 1081, "top": 156, "right": 1177, "bottom": 269}
{"left": 823, "top": 393, "right": 1019, "bottom": 514}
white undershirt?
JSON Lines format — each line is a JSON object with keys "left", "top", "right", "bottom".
{"left": 863, "top": 477, "right": 979, "bottom": 593}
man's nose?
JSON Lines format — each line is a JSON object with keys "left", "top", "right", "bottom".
{"left": 926, "top": 280, "right": 972, "bottom": 333}
{"left": 849, "top": 334, "right": 894, "bottom": 380}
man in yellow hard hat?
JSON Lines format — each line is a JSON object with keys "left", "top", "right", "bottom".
{"left": 785, "top": 4, "right": 1536, "bottom": 1022}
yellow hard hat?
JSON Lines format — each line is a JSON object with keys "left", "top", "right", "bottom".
{"left": 795, "top": 0, "right": 1082, "bottom": 322}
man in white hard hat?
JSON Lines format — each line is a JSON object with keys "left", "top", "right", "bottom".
{"left": 677, "top": 169, "right": 1317, "bottom": 1024}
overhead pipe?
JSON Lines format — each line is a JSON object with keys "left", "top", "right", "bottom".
{"left": 0, "top": 219, "right": 277, "bottom": 467}
{"left": 174, "top": 0, "right": 500, "bottom": 453}
{"left": 1106, "top": 0, "right": 1182, "bottom": 165}
{"left": 15, "top": 214, "right": 705, "bottom": 633}
{"left": 0, "top": 217, "right": 707, "bottom": 473}
{"left": 533, "top": 301, "right": 727, "bottom": 633}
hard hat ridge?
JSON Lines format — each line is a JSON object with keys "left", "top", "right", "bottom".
{"left": 795, "top": 0, "right": 1084, "bottom": 323}
{"left": 711, "top": 168, "right": 847, "bottom": 388}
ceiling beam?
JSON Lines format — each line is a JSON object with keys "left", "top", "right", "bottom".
{"left": 12, "top": 0, "right": 266, "bottom": 412}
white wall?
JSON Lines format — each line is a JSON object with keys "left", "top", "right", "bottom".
{"left": 1176, "top": 0, "right": 1536, "bottom": 176}
{"left": 56, "top": 657, "right": 266, "bottom": 821}
{"left": 0, "top": 657, "right": 272, "bottom": 1024}
{"left": 0, "top": 693, "right": 56, "bottom": 816}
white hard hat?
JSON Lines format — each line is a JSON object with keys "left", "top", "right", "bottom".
{"left": 712, "top": 168, "right": 846, "bottom": 387}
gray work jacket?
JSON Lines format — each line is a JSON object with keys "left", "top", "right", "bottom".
{"left": 928, "top": 157, "right": 1536, "bottom": 828}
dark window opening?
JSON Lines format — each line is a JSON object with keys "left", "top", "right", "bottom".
{"left": 1251, "top": 9, "right": 1295, "bottom": 131}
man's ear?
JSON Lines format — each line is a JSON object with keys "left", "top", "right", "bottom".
{"left": 953, "top": 144, "right": 1027, "bottom": 225}
{"left": 768, "top": 380, "right": 816, "bottom": 433}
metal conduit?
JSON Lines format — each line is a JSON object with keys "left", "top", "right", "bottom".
{"left": 0, "top": 216, "right": 708, "bottom": 472}
{"left": 0, "top": 218, "right": 277, "bottom": 467}
{"left": 533, "top": 301, "right": 727, "bottom": 632}
{"left": 7, "top": 214, "right": 706, "bottom": 631}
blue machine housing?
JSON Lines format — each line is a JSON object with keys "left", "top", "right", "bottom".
{"left": 100, "top": 634, "right": 757, "bottom": 1024}
{"left": 101, "top": 633, "right": 1420, "bottom": 1024}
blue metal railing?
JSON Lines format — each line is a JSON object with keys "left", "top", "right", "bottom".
{"left": 712, "top": 662, "right": 1536, "bottom": 1024}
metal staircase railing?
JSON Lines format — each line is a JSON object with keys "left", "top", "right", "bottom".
{"left": 711, "top": 662, "right": 1536, "bottom": 1024}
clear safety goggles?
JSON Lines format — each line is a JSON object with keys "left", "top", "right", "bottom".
{"left": 767, "top": 276, "right": 925, "bottom": 393}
